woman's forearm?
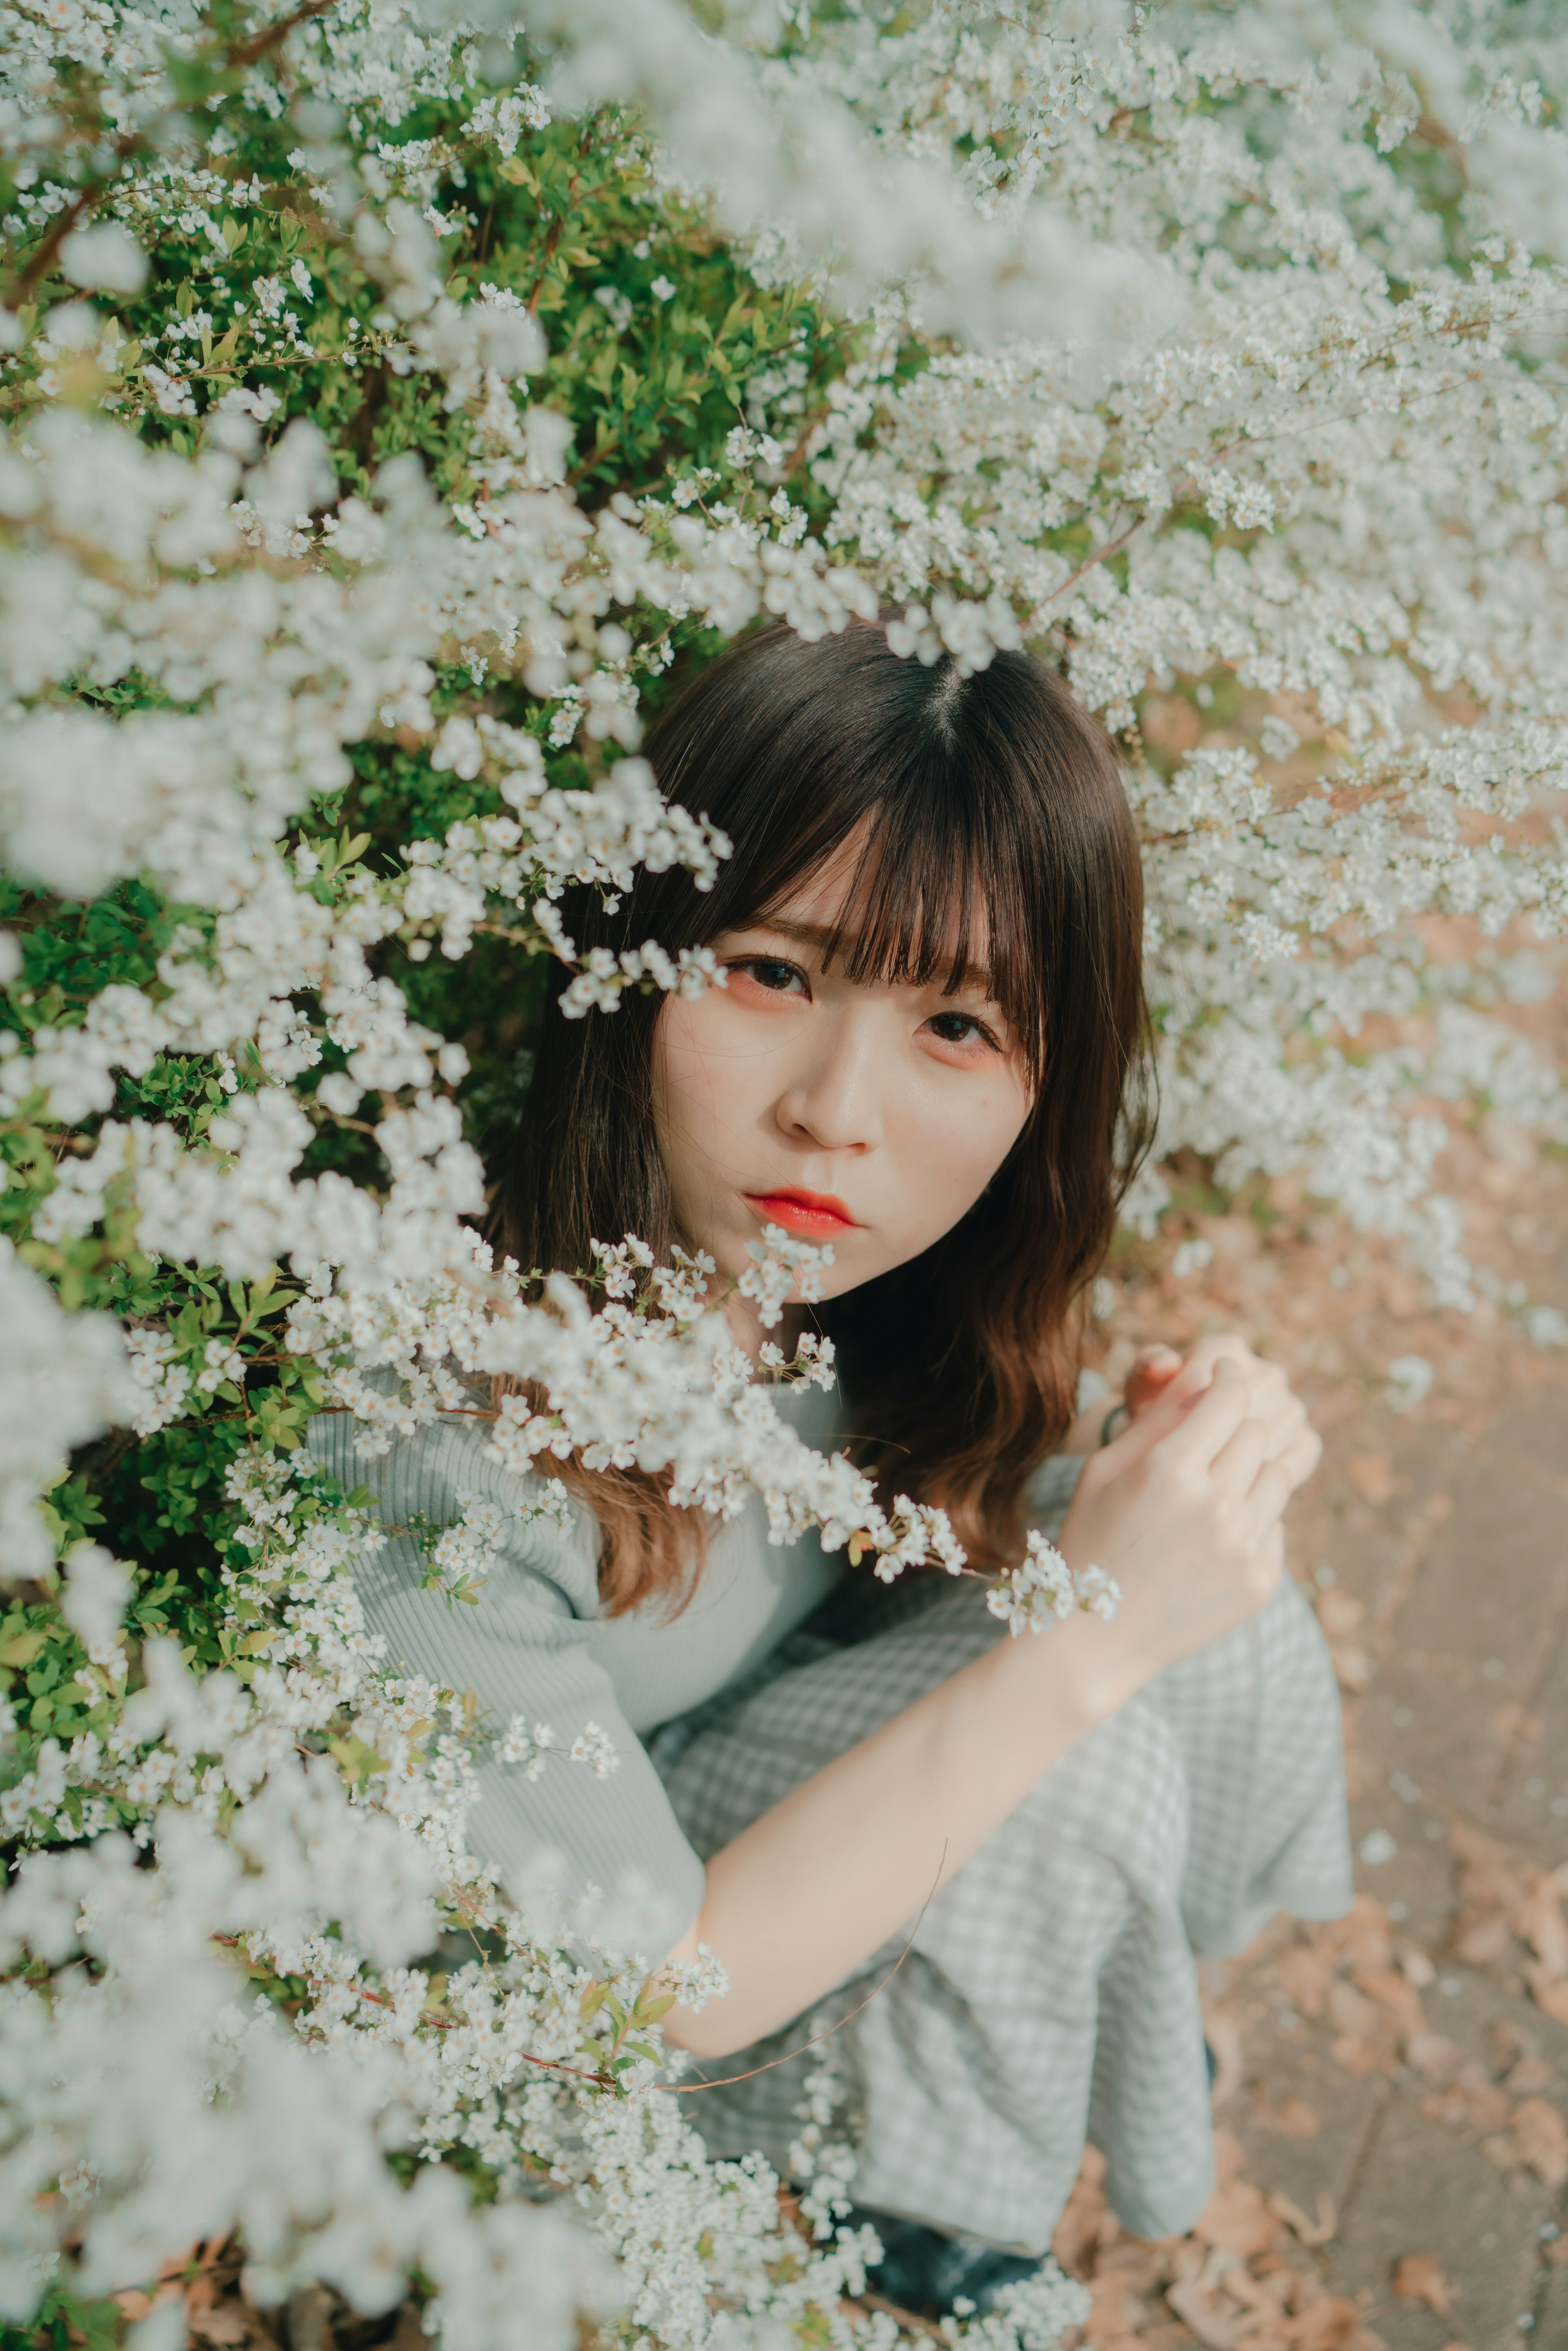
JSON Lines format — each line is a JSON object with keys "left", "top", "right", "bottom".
{"left": 659, "top": 1607, "right": 1129, "bottom": 2057}
{"left": 662, "top": 1364, "right": 1310, "bottom": 2058}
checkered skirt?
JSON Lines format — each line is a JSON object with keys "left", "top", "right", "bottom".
{"left": 653, "top": 1564, "right": 1351, "bottom": 2251}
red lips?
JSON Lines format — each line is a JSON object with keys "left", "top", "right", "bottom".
{"left": 742, "top": 1188, "right": 860, "bottom": 1236}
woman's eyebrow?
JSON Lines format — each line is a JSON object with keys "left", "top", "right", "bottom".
{"left": 755, "top": 916, "right": 997, "bottom": 998}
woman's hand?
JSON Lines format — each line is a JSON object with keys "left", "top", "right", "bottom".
{"left": 1059, "top": 1353, "right": 1321, "bottom": 1710}
{"left": 1123, "top": 1333, "right": 1314, "bottom": 1467}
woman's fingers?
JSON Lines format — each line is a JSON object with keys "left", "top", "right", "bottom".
{"left": 1261, "top": 1398, "right": 1301, "bottom": 1461}
{"left": 1211, "top": 1408, "right": 1270, "bottom": 1495}
{"left": 1153, "top": 1357, "right": 1255, "bottom": 1468}
{"left": 1160, "top": 1333, "right": 1294, "bottom": 1428}
{"left": 1159, "top": 1333, "right": 1257, "bottom": 1404}
{"left": 1125, "top": 1346, "right": 1183, "bottom": 1413}
{"left": 1242, "top": 1455, "right": 1296, "bottom": 1536}
{"left": 1095, "top": 1381, "right": 1192, "bottom": 1468}
{"left": 1276, "top": 1423, "right": 1323, "bottom": 1490}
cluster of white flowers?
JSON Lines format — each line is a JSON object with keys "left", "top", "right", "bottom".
{"left": 0, "top": 1714, "right": 620, "bottom": 2350}
{"left": 0, "top": 1417, "right": 1084, "bottom": 2349}
{"left": 775, "top": 8, "right": 1568, "bottom": 1305}
{"left": 497, "top": 1716, "right": 621, "bottom": 1780}
{"left": 6, "top": 0, "right": 1568, "bottom": 2341}
{"left": 987, "top": 1530, "right": 1123, "bottom": 1641}
{"left": 0, "top": 1246, "right": 138, "bottom": 1580}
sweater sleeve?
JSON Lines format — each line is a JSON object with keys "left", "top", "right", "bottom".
{"left": 307, "top": 1408, "right": 706, "bottom": 1960}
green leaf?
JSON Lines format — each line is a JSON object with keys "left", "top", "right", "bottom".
{"left": 328, "top": 1734, "right": 389, "bottom": 1784}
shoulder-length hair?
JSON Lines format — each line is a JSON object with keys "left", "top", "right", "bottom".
{"left": 498, "top": 620, "right": 1154, "bottom": 1614}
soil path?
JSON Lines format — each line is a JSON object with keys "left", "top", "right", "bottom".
{"left": 1057, "top": 1106, "right": 1568, "bottom": 2350}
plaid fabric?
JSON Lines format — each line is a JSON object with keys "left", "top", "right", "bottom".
{"left": 655, "top": 1566, "right": 1351, "bottom": 2251}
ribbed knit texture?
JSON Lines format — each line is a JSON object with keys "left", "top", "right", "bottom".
{"left": 307, "top": 1381, "right": 844, "bottom": 1957}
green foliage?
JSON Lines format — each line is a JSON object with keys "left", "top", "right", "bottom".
{"left": 0, "top": 33, "right": 861, "bottom": 1861}
{"left": 0, "top": 2280, "right": 124, "bottom": 2351}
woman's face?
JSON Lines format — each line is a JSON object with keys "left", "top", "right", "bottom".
{"left": 652, "top": 835, "right": 1034, "bottom": 1319}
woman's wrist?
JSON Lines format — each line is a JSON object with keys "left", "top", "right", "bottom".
{"left": 983, "top": 1602, "right": 1132, "bottom": 1740}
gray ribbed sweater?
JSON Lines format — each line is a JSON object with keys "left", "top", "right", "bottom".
{"left": 308, "top": 1386, "right": 1084, "bottom": 1958}
{"left": 307, "top": 1382, "right": 846, "bottom": 1948}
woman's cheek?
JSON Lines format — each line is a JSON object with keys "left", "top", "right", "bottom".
{"left": 878, "top": 1136, "right": 985, "bottom": 1262}
{"left": 657, "top": 998, "right": 733, "bottom": 1117}
{"left": 911, "top": 1071, "right": 1027, "bottom": 1202}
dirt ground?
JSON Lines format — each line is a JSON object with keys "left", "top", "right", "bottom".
{"left": 1053, "top": 1054, "right": 1568, "bottom": 2348}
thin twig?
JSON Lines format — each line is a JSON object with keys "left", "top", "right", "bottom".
{"left": 225, "top": 0, "right": 341, "bottom": 75}
{"left": 1043, "top": 513, "right": 1145, "bottom": 606}
{"left": 855, "top": 2293, "right": 946, "bottom": 2340}
{"left": 4, "top": 131, "right": 142, "bottom": 316}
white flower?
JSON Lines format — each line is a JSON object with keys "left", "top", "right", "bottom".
{"left": 59, "top": 1542, "right": 132, "bottom": 1656}
{"left": 58, "top": 222, "right": 147, "bottom": 294}
{"left": 987, "top": 1531, "right": 1122, "bottom": 1638}
{"left": 592, "top": 285, "right": 633, "bottom": 334}
{"left": 1385, "top": 1354, "right": 1435, "bottom": 1412}
{"left": 0, "top": 1245, "right": 136, "bottom": 1580}
{"left": 1258, "top": 714, "right": 1302, "bottom": 762}
{"left": 1172, "top": 1238, "right": 1214, "bottom": 1279}
{"left": 1525, "top": 1304, "right": 1568, "bottom": 1349}
{"left": 737, "top": 1224, "right": 833, "bottom": 1328}
{"left": 497, "top": 1718, "right": 620, "bottom": 1781}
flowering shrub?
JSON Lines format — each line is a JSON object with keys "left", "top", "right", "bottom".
{"left": 4, "top": 2, "right": 1568, "bottom": 2345}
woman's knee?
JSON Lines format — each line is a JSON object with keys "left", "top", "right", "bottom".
{"left": 993, "top": 1691, "right": 1192, "bottom": 1896}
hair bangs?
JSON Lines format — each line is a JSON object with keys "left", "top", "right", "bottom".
{"left": 658, "top": 638, "right": 1058, "bottom": 1085}
{"left": 777, "top": 775, "right": 1047, "bottom": 1086}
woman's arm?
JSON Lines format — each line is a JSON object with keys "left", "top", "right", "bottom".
{"left": 661, "top": 1358, "right": 1319, "bottom": 2055}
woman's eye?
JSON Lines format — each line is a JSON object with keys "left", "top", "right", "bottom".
{"left": 733, "top": 957, "right": 805, "bottom": 994}
{"left": 924, "top": 1010, "right": 998, "bottom": 1050}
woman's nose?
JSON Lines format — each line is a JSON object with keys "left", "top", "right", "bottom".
{"left": 773, "top": 1014, "right": 882, "bottom": 1153}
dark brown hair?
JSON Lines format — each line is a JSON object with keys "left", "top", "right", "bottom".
{"left": 499, "top": 620, "right": 1154, "bottom": 1612}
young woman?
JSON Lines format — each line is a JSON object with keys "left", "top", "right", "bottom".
{"left": 314, "top": 623, "right": 1350, "bottom": 2309}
